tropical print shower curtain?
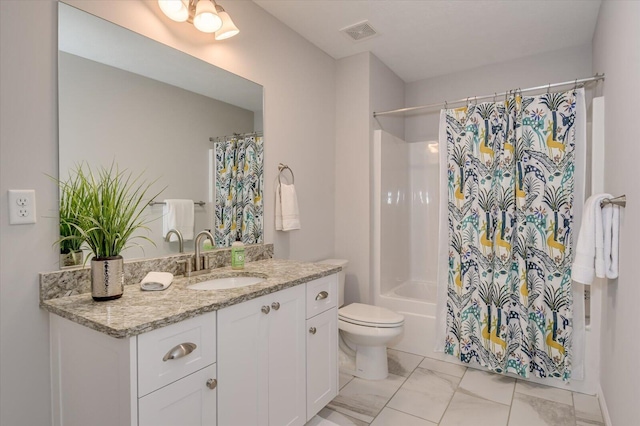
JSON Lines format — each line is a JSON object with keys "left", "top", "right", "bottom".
{"left": 443, "top": 89, "right": 578, "bottom": 380}
{"left": 214, "top": 134, "right": 264, "bottom": 247}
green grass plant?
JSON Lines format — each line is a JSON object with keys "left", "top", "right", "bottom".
{"left": 58, "top": 163, "right": 164, "bottom": 260}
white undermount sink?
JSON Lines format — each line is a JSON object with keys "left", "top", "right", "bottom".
{"left": 187, "top": 276, "right": 265, "bottom": 290}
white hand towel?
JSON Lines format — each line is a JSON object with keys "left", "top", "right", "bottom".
{"left": 163, "top": 199, "right": 194, "bottom": 241}
{"left": 572, "top": 193, "right": 612, "bottom": 284}
{"left": 275, "top": 183, "right": 301, "bottom": 231}
{"left": 603, "top": 203, "right": 620, "bottom": 279}
{"left": 140, "top": 271, "right": 174, "bottom": 291}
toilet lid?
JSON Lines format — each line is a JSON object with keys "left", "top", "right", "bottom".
{"left": 339, "top": 303, "right": 404, "bottom": 328}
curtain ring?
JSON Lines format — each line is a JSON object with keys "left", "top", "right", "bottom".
{"left": 574, "top": 78, "right": 578, "bottom": 90}
{"left": 493, "top": 93, "right": 497, "bottom": 103}
{"left": 474, "top": 96, "right": 478, "bottom": 105}
{"left": 547, "top": 83, "right": 551, "bottom": 94}
{"left": 444, "top": 100, "right": 448, "bottom": 109}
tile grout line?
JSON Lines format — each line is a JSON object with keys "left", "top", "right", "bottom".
{"left": 369, "top": 351, "right": 426, "bottom": 425}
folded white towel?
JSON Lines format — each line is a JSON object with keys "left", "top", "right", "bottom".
{"left": 140, "top": 271, "right": 174, "bottom": 291}
{"left": 275, "top": 183, "right": 301, "bottom": 231}
{"left": 572, "top": 193, "right": 619, "bottom": 284}
{"left": 163, "top": 199, "right": 194, "bottom": 241}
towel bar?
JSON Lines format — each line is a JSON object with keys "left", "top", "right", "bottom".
{"left": 278, "top": 163, "right": 295, "bottom": 185}
{"left": 148, "top": 200, "right": 206, "bottom": 207}
{"left": 600, "top": 195, "right": 626, "bottom": 208}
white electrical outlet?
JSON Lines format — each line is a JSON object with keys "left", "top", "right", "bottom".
{"left": 8, "top": 190, "right": 36, "bottom": 225}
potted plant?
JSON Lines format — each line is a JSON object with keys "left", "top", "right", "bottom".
{"left": 58, "top": 163, "right": 162, "bottom": 301}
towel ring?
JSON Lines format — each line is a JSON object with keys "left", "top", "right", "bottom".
{"left": 278, "top": 163, "right": 295, "bottom": 185}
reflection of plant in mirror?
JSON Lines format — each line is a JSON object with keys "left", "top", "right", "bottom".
{"left": 59, "top": 170, "right": 85, "bottom": 255}
{"left": 57, "top": 163, "right": 164, "bottom": 261}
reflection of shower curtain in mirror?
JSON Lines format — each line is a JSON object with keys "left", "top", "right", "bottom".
{"left": 214, "top": 134, "right": 264, "bottom": 247}
{"left": 437, "top": 89, "right": 585, "bottom": 381}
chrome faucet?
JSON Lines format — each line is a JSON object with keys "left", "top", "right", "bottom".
{"left": 164, "top": 229, "right": 184, "bottom": 253}
{"left": 194, "top": 230, "right": 214, "bottom": 271}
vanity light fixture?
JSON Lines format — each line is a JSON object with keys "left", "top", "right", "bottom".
{"left": 157, "top": 0, "right": 239, "bottom": 39}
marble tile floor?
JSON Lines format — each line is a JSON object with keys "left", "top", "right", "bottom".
{"left": 306, "top": 349, "right": 605, "bottom": 426}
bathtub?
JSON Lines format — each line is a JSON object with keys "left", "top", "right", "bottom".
{"left": 377, "top": 280, "right": 439, "bottom": 358}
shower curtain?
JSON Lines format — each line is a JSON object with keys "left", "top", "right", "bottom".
{"left": 435, "top": 89, "right": 586, "bottom": 381}
{"left": 214, "top": 134, "right": 264, "bottom": 247}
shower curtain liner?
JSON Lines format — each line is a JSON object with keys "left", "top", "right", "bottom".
{"left": 435, "top": 88, "right": 586, "bottom": 381}
{"left": 214, "top": 134, "right": 264, "bottom": 246}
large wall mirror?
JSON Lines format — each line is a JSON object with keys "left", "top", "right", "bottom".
{"left": 58, "top": 3, "right": 264, "bottom": 266}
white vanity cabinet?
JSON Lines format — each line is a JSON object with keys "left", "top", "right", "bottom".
{"left": 217, "top": 284, "right": 307, "bottom": 426}
{"left": 50, "top": 311, "right": 217, "bottom": 426}
{"left": 49, "top": 272, "right": 339, "bottom": 426}
{"left": 305, "top": 275, "right": 338, "bottom": 420}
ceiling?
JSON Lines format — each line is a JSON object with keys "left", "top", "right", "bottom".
{"left": 253, "top": 0, "right": 602, "bottom": 83}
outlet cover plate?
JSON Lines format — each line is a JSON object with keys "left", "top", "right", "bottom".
{"left": 8, "top": 190, "right": 36, "bottom": 225}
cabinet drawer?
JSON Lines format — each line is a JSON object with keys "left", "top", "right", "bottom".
{"left": 138, "top": 311, "right": 216, "bottom": 397}
{"left": 306, "top": 274, "right": 337, "bottom": 319}
{"left": 139, "top": 364, "right": 217, "bottom": 426}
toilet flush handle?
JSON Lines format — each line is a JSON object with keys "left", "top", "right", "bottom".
{"left": 315, "top": 291, "right": 328, "bottom": 301}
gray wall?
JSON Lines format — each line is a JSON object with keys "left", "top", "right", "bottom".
{"left": 0, "top": 1, "right": 336, "bottom": 424}
{"left": 59, "top": 52, "right": 254, "bottom": 257}
{"left": 334, "top": 52, "right": 405, "bottom": 305}
{"left": 592, "top": 1, "right": 640, "bottom": 424}
{"left": 405, "top": 44, "right": 593, "bottom": 143}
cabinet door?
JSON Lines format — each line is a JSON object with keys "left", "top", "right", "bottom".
{"left": 217, "top": 294, "right": 270, "bottom": 426}
{"left": 138, "top": 364, "right": 216, "bottom": 426}
{"left": 267, "top": 285, "right": 306, "bottom": 426}
{"left": 306, "top": 308, "right": 338, "bottom": 420}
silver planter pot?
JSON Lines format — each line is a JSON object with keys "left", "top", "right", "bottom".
{"left": 91, "top": 256, "right": 124, "bottom": 301}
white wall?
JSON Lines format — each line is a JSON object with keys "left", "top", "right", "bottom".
{"left": 405, "top": 44, "right": 593, "bottom": 143}
{"left": 592, "top": 1, "right": 640, "bottom": 424}
{"left": 0, "top": 1, "right": 336, "bottom": 424}
{"left": 335, "top": 52, "right": 404, "bottom": 305}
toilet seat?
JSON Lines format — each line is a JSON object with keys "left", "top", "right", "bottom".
{"left": 339, "top": 303, "right": 404, "bottom": 328}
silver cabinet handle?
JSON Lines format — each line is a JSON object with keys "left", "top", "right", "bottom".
{"left": 315, "top": 291, "right": 329, "bottom": 301}
{"left": 206, "top": 378, "right": 217, "bottom": 390}
{"left": 261, "top": 305, "right": 271, "bottom": 314}
{"left": 271, "top": 301, "right": 280, "bottom": 310}
{"left": 309, "top": 327, "right": 317, "bottom": 335}
{"left": 162, "top": 342, "right": 197, "bottom": 362}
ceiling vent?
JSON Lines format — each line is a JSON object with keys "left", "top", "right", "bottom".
{"left": 340, "top": 21, "right": 378, "bottom": 42}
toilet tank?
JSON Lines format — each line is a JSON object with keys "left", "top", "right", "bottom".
{"left": 318, "top": 259, "right": 348, "bottom": 307}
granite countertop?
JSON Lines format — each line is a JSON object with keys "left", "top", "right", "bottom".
{"left": 41, "top": 259, "right": 341, "bottom": 339}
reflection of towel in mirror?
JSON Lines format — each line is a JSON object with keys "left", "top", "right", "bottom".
{"left": 572, "top": 193, "right": 620, "bottom": 284}
{"left": 275, "top": 184, "right": 301, "bottom": 231}
{"left": 163, "top": 199, "right": 194, "bottom": 241}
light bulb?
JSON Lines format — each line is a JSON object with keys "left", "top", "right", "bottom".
{"left": 194, "top": 0, "right": 222, "bottom": 33}
{"left": 158, "top": 0, "right": 189, "bottom": 22}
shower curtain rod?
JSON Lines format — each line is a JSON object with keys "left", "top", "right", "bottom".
{"left": 209, "top": 131, "right": 263, "bottom": 142}
{"left": 373, "top": 74, "right": 605, "bottom": 117}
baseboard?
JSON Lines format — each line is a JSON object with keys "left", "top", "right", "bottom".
{"left": 598, "top": 383, "right": 613, "bottom": 426}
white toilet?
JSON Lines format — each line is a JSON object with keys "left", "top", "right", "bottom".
{"left": 320, "top": 259, "right": 404, "bottom": 380}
